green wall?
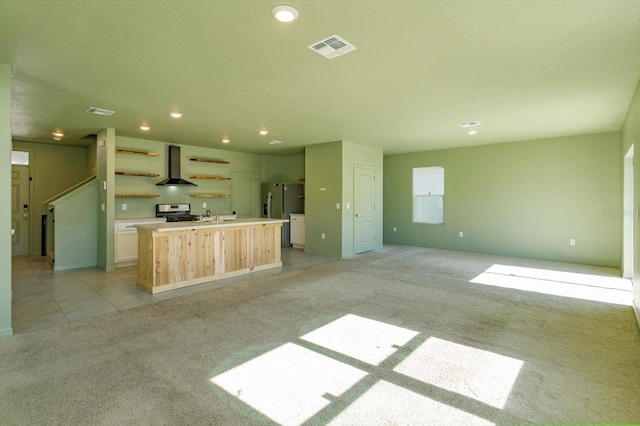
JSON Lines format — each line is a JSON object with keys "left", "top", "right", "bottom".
{"left": 305, "top": 142, "right": 343, "bottom": 257}
{"left": 50, "top": 179, "right": 98, "bottom": 270}
{"left": 85, "top": 141, "right": 97, "bottom": 177}
{"left": 305, "top": 141, "right": 384, "bottom": 258}
{"left": 262, "top": 154, "right": 305, "bottom": 183}
{"left": 0, "top": 63, "right": 12, "bottom": 338}
{"left": 384, "top": 132, "right": 622, "bottom": 267}
{"left": 12, "top": 141, "right": 87, "bottom": 256}
{"left": 96, "top": 128, "right": 115, "bottom": 271}
{"left": 113, "top": 136, "right": 264, "bottom": 219}
{"left": 621, "top": 78, "right": 640, "bottom": 323}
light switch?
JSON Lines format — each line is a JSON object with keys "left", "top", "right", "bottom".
{"left": 122, "top": 203, "right": 127, "bottom": 211}
{"left": 346, "top": 202, "right": 350, "bottom": 210}
{"left": 336, "top": 203, "right": 340, "bottom": 209}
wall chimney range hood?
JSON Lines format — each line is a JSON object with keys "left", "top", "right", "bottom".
{"left": 156, "top": 145, "right": 196, "bottom": 186}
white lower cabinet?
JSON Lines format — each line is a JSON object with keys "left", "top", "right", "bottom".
{"left": 114, "top": 219, "right": 165, "bottom": 266}
{"left": 290, "top": 214, "right": 305, "bottom": 249}
{"left": 115, "top": 230, "right": 138, "bottom": 263}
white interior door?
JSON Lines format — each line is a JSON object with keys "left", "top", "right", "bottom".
{"left": 354, "top": 165, "right": 376, "bottom": 254}
{"left": 12, "top": 164, "right": 30, "bottom": 256}
{"left": 232, "top": 170, "right": 259, "bottom": 218}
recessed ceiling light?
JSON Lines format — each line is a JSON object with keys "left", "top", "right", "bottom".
{"left": 259, "top": 129, "right": 269, "bottom": 135}
{"left": 222, "top": 138, "right": 230, "bottom": 144}
{"left": 266, "top": 140, "right": 283, "bottom": 145}
{"left": 52, "top": 131, "right": 64, "bottom": 137}
{"left": 272, "top": 5, "right": 299, "bottom": 22}
{"left": 468, "top": 129, "right": 478, "bottom": 135}
{"left": 139, "top": 125, "right": 151, "bottom": 131}
{"left": 169, "top": 112, "right": 183, "bottom": 118}
{"left": 458, "top": 121, "right": 481, "bottom": 128}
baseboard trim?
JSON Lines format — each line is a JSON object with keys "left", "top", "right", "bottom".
{"left": 0, "top": 327, "right": 13, "bottom": 339}
{"left": 54, "top": 262, "right": 97, "bottom": 272}
{"left": 633, "top": 301, "right": 640, "bottom": 333}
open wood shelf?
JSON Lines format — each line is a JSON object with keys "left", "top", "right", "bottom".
{"left": 116, "top": 148, "right": 159, "bottom": 157}
{"left": 115, "top": 193, "right": 160, "bottom": 198}
{"left": 188, "top": 193, "right": 230, "bottom": 198}
{"left": 190, "top": 157, "right": 230, "bottom": 164}
{"left": 296, "top": 178, "right": 305, "bottom": 183}
{"left": 189, "top": 175, "right": 231, "bottom": 180}
{"left": 115, "top": 171, "right": 160, "bottom": 177}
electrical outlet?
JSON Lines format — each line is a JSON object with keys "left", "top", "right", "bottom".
{"left": 122, "top": 203, "right": 127, "bottom": 211}
{"left": 570, "top": 238, "right": 576, "bottom": 246}
{"left": 321, "top": 233, "right": 325, "bottom": 239}
{"left": 202, "top": 202, "right": 207, "bottom": 208}
{"left": 393, "top": 226, "right": 397, "bottom": 232}
{"left": 336, "top": 203, "right": 340, "bottom": 209}
{"left": 459, "top": 231, "right": 464, "bottom": 237}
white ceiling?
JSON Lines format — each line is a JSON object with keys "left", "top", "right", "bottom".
{"left": 1, "top": 0, "right": 639, "bottom": 155}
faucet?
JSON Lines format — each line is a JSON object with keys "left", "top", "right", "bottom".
{"left": 199, "top": 210, "right": 212, "bottom": 222}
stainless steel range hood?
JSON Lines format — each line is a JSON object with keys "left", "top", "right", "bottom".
{"left": 156, "top": 145, "right": 196, "bottom": 186}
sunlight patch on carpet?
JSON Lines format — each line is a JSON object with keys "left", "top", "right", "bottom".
{"left": 394, "top": 337, "right": 523, "bottom": 409}
{"left": 327, "top": 380, "right": 493, "bottom": 425}
{"left": 210, "top": 342, "right": 367, "bottom": 425}
{"left": 300, "top": 314, "right": 419, "bottom": 365}
{"left": 470, "top": 264, "right": 632, "bottom": 306}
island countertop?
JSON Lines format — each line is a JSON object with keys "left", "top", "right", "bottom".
{"left": 133, "top": 217, "right": 288, "bottom": 232}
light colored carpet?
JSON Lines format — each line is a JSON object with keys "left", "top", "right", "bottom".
{"left": 1, "top": 245, "right": 639, "bottom": 425}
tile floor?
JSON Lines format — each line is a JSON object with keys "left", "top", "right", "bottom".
{"left": 11, "top": 247, "right": 332, "bottom": 334}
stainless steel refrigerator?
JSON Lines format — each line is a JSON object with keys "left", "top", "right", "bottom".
{"left": 261, "top": 182, "right": 304, "bottom": 247}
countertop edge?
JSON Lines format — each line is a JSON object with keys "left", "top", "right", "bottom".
{"left": 134, "top": 218, "right": 288, "bottom": 231}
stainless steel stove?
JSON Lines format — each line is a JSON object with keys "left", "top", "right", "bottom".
{"left": 156, "top": 203, "right": 199, "bottom": 222}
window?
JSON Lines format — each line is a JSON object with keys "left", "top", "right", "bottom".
{"left": 412, "top": 166, "right": 444, "bottom": 224}
{"left": 11, "top": 150, "right": 29, "bottom": 165}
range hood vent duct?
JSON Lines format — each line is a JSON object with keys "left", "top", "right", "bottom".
{"left": 156, "top": 145, "right": 197, "bottom": 186}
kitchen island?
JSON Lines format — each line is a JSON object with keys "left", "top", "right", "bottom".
{"left": 134, "top": 218, "right": 286, "bottom": 293}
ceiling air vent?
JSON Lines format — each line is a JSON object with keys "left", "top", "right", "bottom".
{"left": 308, "top": 34, "right": 356, "bottom": 59}
{"left": 85, "top": 107, "right": 116, "bottom": 116}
